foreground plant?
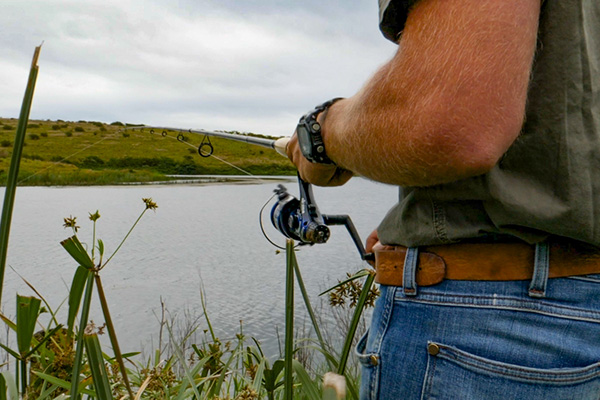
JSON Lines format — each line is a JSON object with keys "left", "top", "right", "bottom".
{"left": 60, "top": 197, "right": 158, "bottom": 399}
{"left": 1, "top": 196, "right": 372, "bottom": 399}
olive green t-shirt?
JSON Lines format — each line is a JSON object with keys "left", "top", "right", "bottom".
{"left": 377, "top": 0, "right": 600, "bottom": 247}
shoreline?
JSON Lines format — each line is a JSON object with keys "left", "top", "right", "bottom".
{"left": 120, "top": 174, "right": 295, "bottom": 186}
{"left": 2, "top": 174, "right": 296, "bottom": 188}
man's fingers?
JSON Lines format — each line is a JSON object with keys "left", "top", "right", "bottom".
{"left": 365, "top": 230, "right": 379, "bottom": 253}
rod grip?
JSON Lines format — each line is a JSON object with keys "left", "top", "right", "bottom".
{"left": 273, "top": 137, "right": 290, "bottom": 158}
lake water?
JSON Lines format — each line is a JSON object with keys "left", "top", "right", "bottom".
{"left": 0, "top": 177, "right": 398, "bottom": 359}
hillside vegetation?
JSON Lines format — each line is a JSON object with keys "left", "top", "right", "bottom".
{"left": 0, "top": 117, "right": 296, "bottom": 186}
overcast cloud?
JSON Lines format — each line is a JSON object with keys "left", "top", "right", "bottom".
{"left": 0, "top": 0, "right": 397, "bottom": 136}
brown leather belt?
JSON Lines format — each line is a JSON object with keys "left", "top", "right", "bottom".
{"left": 373, "top": 241, "right": 600, "bottom": 287}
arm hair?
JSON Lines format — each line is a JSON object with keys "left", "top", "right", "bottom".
{"left": 324, "top": 0, "right": 541, "bottom": 186}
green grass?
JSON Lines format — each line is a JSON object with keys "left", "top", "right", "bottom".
{"left": 0, "top": 118, "right": 296, "bottom": 186}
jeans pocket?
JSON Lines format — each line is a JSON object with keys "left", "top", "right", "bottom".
{"left": 422, "top": 342, "right": 600, "bottom": 400}
{"left": 355, "top": 331, "right": 380, "bottom": 400}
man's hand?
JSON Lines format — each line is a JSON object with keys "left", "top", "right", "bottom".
{"left": 364, "top": 229, "right": 379, "bottom": 267}
{"left": 365, "top": 229, "right": 380, "bottom": 254}
{"left": 286, "top": 132, "right": 352, "bottom": 187}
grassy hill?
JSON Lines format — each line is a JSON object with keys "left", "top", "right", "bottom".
{"left": 0, "top": 117, "right": 296, "bottom": 186}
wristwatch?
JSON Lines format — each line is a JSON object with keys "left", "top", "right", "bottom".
{"left": 296, "top": 97, "right": 344, "bottom": 164}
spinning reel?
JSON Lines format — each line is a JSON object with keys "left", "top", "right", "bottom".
{"left": 270, "top": 176, "right": 374, "bottom": 262}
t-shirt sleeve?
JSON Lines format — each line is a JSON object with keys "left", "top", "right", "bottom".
{"left": 379, "top": 0, "right": 422, "bottom": 42}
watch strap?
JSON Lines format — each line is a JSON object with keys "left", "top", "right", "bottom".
{"left": 297, "top": 97, "right": 344, "bottom": 164}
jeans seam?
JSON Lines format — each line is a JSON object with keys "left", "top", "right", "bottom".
{"left": 568, "top": 276, "right": 600, "bottom": 283}
{"left": 396, "top": 292, "right": 600, "bottom": 319}
{"left": 421, "top": 354, "right": 438, "bottom": 400}
{"left": 437, "top": 344, "right": 600, "bottom": 383}
{"left": 395, "top": 297, "right": 600, "bottom": 324}
{"left": 366, "top": 286, "right": 396, "bottom": 399}
{"left": 373, "top": 286, "right": 396, "bottom": 354}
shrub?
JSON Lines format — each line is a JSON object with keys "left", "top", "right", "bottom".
{"left": 40, "top": 132, "right": 48, "bottom": 137}
{"left": 28, "top": 134, "right": 40, "bottom": 140}
{"left": 122, "top": 132, "right": 130, "bottom": 138}
{"left": 106, "top": 156, "right": 206, "bottom": 175}
{"left": 23, "top": 154, "right": 43, "bottom": 161}
{"left": 52, "top": 124, "right": 61, "bottom": 130}
{"left": 74, "top": 127, "right": 84, "bottom": 132}
{"left": 110, "top": 121, "right": 124, "bottom": 126}
{"left": 3, "top": 125, "right": 13, "bottom": 130}
{"left": 27, "top": 123, "right": 40, "bottom": 128}
{"left": 1, "top": 140, "right": 12, "bottom": 147}
{"left": 79, "top": 155, "right": 105, "bottom": 168}
{"left": 65, "top": 131, "right": 73, "bottom": 137}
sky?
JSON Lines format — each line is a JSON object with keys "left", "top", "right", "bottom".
{"left": 0, "top": 0, "right": 398, "bottom": 137}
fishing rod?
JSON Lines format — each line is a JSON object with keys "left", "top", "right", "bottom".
{"left": 126, "top": 125, "right": 374, "bottom": 262}
{"left": 126, "top": 125, "right": 289, "bottom": 157}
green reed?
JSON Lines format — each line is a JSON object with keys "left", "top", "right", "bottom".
{"left": 0, "top": 45, "right": 41, "bottom": 306}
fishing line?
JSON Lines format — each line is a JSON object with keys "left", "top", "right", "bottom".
{"left": 139, "top": 127, "right": 294, "bottom": 249}
{"left": 258, "top": 192, "right": 299, "bottom": 250}
{"left": 17, "top": 135, "right": 112, "bottom": 184}
{"left": 16, "top": 123, "right": 293, "bottom": 250}
{"left": 132, "top": 127, "right": 273, "bottom": 184}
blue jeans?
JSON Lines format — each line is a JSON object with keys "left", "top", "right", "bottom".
{"left": 357, "top": 244, "right": 600, "bottom": 399}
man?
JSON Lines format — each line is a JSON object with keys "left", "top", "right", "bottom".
{"left": 287, "top": 0, "right": 600, "bottom": 399}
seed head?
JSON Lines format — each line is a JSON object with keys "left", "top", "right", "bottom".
{"left": 88, "top": 210, "right": 101, "bottom": 221}
{"left": 142, "top": 197, "right": 158, "bottom": 210}
{"left": 63, "top": 215, "right": 79, "bottom": 232}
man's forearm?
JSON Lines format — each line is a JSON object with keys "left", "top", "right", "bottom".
{"left": 321, "top": 0, "right": 540, "bottom": 187}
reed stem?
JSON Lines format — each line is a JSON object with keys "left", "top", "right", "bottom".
{"left": 292, "top": 255, "right": 334, "bottom": 370}
{"left": 0, "top": 46, "right": 41, "bottom": 305}
{"left": 337, "top": 272, "right": 375, "bottom": 375}
{"left": 95, "top": 273, "right": 135, "bottom": 398}
{"left": 70, "top": 270, "right": 94, "bottom": 399}
{"left": 284, "top": 240, "right": 295, "bottom": 400}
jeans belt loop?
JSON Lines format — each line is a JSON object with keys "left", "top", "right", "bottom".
{"left": 528, "top": 241, "right": 550, "bottom": 298}
{"left": 403, "top": 247, "right": 419, "bottom": 296}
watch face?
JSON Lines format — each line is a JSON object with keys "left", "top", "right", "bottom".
{"left": 296, "top": 124, "right": 313, "bottom": 159}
